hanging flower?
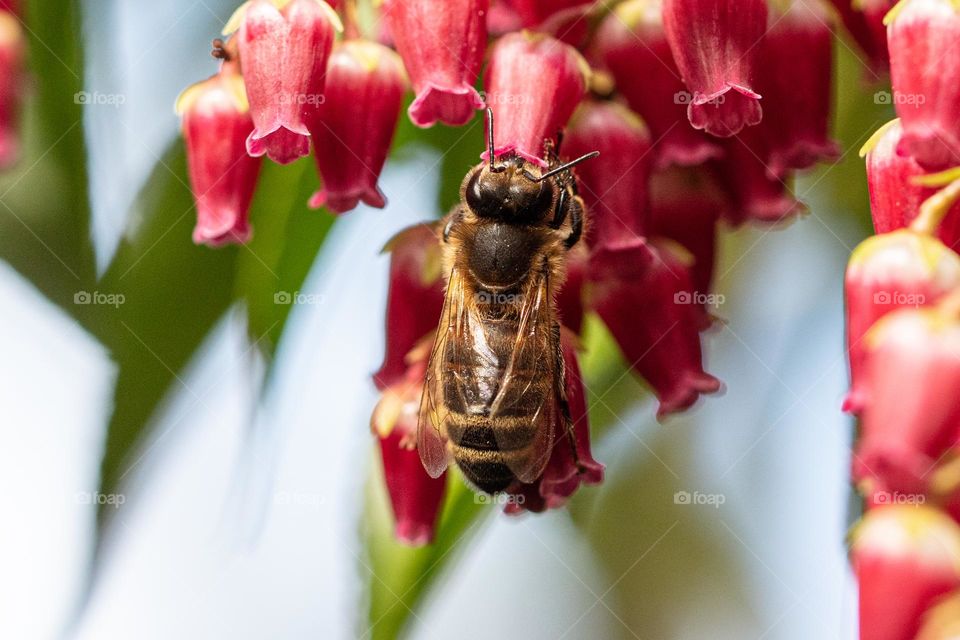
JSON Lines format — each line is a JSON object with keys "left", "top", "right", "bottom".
{"left": 662, "top": 0, "right": 767, "bottom": 137}
{"left": 826, "top": 0, "right": 892, "bottom": 74}
{"left": 384, "top": 0, "right": 487, "bottom": 128}
{"left": 592, "top": 0, "right": 722, "bottom": 168}
{"left": 588, "top": 240, "right": 721, "bottom": 418}
{"left": 853, "top": 505, "right": 960, "bottom": 640}
{"left": 843, "top": 229, "right": 960, "bottom": 415}
{"left": 226, "top": 0, "right": 341, "bottom": 165}
{"left": 483, "top": 31, "right": 589, "bottom": 166}
{"left": 0, "top": 9, "right": 24, "bottom": 169}
{"left": 176, "top": 61, "right": 262, "bottom": 246}
{"left": 306, "top": 39, "right": 406, "bottom": 213}
{"left": 888, "top": 0, "right": 960, "bottom": 169}
{"left": 758, "top": 0, "right": 840, "bottom": 177}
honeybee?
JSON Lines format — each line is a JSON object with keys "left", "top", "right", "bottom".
{"left": 417, "top": 109, "right": 598, "bottom": 494}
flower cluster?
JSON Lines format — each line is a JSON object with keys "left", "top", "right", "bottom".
{"left": 177, "top": 0, "right": 867, "bottom": 545}
{"left": 844, "top": 1, "right": 960, "bottom": 637}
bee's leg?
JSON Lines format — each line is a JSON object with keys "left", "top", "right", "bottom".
{"left": 563, "top": 195, "right": 583, "bottom": 249}
{"left": 443, "top": 208, "right": 463, "bottom": 243}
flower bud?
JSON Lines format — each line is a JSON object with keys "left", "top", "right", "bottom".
{"left": 758, "top": 0, "right": 840, "bottom": 177}
{"left": 662, "top": 0, "right": 767, "bottom": 137}
{"left": 227, "top": 0, "right": 341, "bottom": 165}
{"left": 0, "top": 10, "right": 24, "bottom": 169}
{"left": 504, "top": 331, "right": 603, "bottom": 513}
{"left": 888, "top": 0, "right": 960, "bottom": 169}
{"left": 852, "top": 505, "right": 960, "bottom": 640}
{"left": 592, "top": 0, "right": 722, "bottom": 168}
{"left": 864, "top": 120, "right": 960, "bottom": 248}
{"left": 483, "top": 31, "right": 589, "bottom": 166}
{"left": 589, "top": 240, "right": 721, "bottom": 418}
{"left": 843, "top": 229, "right": 960, "bottom": 414}
{"left": 306, "top": 40, "right": 405, "bottom": 213}
{"left": 854, "top": 306, "right": 960, "bottom": 494}
{"left": 373, "top": 223, "right": 445, "bottom": 392}
{"left": 564, "top": 100, "right": 652, "bottom": 255}
{"left": 176, "top": 62, "right": 262, "bottom": 246}
{"left": 384, "top": 0, "right": 487, "bottom": 128}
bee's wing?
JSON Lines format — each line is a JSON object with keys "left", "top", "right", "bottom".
{"left": 417, "top": 265, "right": 468, "bottom": 478}
{"left": 488, "top": 267, "right": 560, "bottom": 484}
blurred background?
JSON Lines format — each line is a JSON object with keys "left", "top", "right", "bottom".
{"left": 0, "top": 1, "right": 887, "bottom": 638}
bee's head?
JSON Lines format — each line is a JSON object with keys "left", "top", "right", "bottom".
{"left": 462, "top": 156, "right": 556, "bottom": 224}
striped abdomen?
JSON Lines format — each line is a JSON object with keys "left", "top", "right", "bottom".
{"left": 441, "top": 311, "right": 553, "bottom": 493}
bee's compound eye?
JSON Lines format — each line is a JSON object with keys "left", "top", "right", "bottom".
{"left": 466, "top": 169, "right": 500, "bottom": 218}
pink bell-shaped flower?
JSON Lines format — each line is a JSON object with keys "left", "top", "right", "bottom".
{"left": 384, "top": 0, "right": 487, "bottom": 128}
{"left": 843, "top": 229, "right": 960, "bottom": 415}
{"left": 177, "top": 62, "right": 262, "bottom": 246}
{"left": 853, "top": 505, "right": 960, "bottom": 640}
{"left": 592, "top": 0, "right": 722, "bottom": 168}
{"left": 589, "top": 240, "right": 721, "bottom": 418}
{"left": 483, "top": 31, "right": 589, "bottom": 166}
{"left": 227, "top": 0, "right": 341, "bottom": 164}
{"left": 854, "top": 304, "right": 960, "bottom": 494}
{"left": 758, "top": 0, "right": 840, "bottom": 177}
{"left": 662, "top": 0, "right": 767, "bottom": 137}
{"left": 888, "top": 0, "right": 960, "bottom": 169}
{"left": 306, "top": 39, "right": 406, "bottom": 213}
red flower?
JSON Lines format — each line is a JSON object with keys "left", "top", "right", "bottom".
{"left": 564, "top": 100, "right": 653, "bottom": 260}
{"left": 227, "top": 0, "right": 341, "bottom": 165}
{"left": 843, "top": 230, "right": 960, "bottom": 415}
{"left": 853, "top": 505, "right": 960, "bottom": 640}
{"left": 758, "top": 0, "right": 839, "bottom": 177}
{"left": 0, "top": 10, "right": 24, "bottom": 169}
{"left": 504, "top": 0, "right": 593, "bottom": 45}
{"left": 505, "top": 330, "right": 604, "bottom": 513}
{"left": 662, "top": 0, "right": 766, "bottom": 137}
{"left": 712, "top": 127, "right": 804, "bottom": 225}
{"left": 649, "top": 165, "right": 727, "bottom": 320}
{"left": 826, "top": 0, "right": 892, "bottom": 74}
{"left": 370, "top": 223, "right": 447, "bottom": 545}
{"left": 483, "top": 31, "right": 589, "bottom": 166}
{"left": 373, "top": 223, "right": 445, "bottom": 392}
{"left": 556, "top": 246, "right": 587, "bottom": 336}
{"left": 864, "top": 120, "right": 960, "bottom": 250}
{"left": 505, "top": 0, "right": 590, "bottom": 27}
{"left": 592, "top": 0, "right": 722, "bottom": 168}
{"left": 372, "top": 357, "right": 447, "bottom": 546}
{"left": 177, "top": 62, "right": 262, "bottom": 246}
{"left": 306, "top": 40, "right": 405, "bottom": 213}
{"left": 854, "top": 306, "right": 960, "bottom": 494}
{"left": 384, "top": 0, "right": 487, "bottom": 128}
{"left": 588, "top": 240, "right": 721, "bottom": 418}
{"left": 888, "top": 0, "right": 960, "bottom": 169}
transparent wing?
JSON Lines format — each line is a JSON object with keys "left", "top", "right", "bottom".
{"left": 487, "top": 266, "right": 560, "bottom": 484}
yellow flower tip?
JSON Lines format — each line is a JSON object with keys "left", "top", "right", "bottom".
{"left": 222, "top": 0, "right": 342, "bottom": 35}
{"left": 371, "top": 391, "right": 403, "bottom": 438}
{"left": 174, "top": 77, "right": 211, "bottom": 116}
{"left": 883, "top": 0, "right": 911, "bottom": 26}
{"left": 852, "top": 505, "right": 960, "bottom": 573}
{"left": 912, "top": 166, "right": 960, "bottom": 188}
{"left": 859, "top": 118, "right": 900, "bottom": 159}
{"left": 222, "top": 1, "right": 251, "bottom": 35}
{"left": 614, "top": 0, "right": 661, "bottom": 29}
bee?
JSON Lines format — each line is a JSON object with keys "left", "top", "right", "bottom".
{"left": 417, "top": 108, "right": 599, "bottom": 494}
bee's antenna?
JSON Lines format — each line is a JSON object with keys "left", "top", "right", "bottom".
{"left": 531, "top": 151, "right": 600, "bottom": 183}
{"left": 486, "top": 107, "right": 505, "bottom": 173}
